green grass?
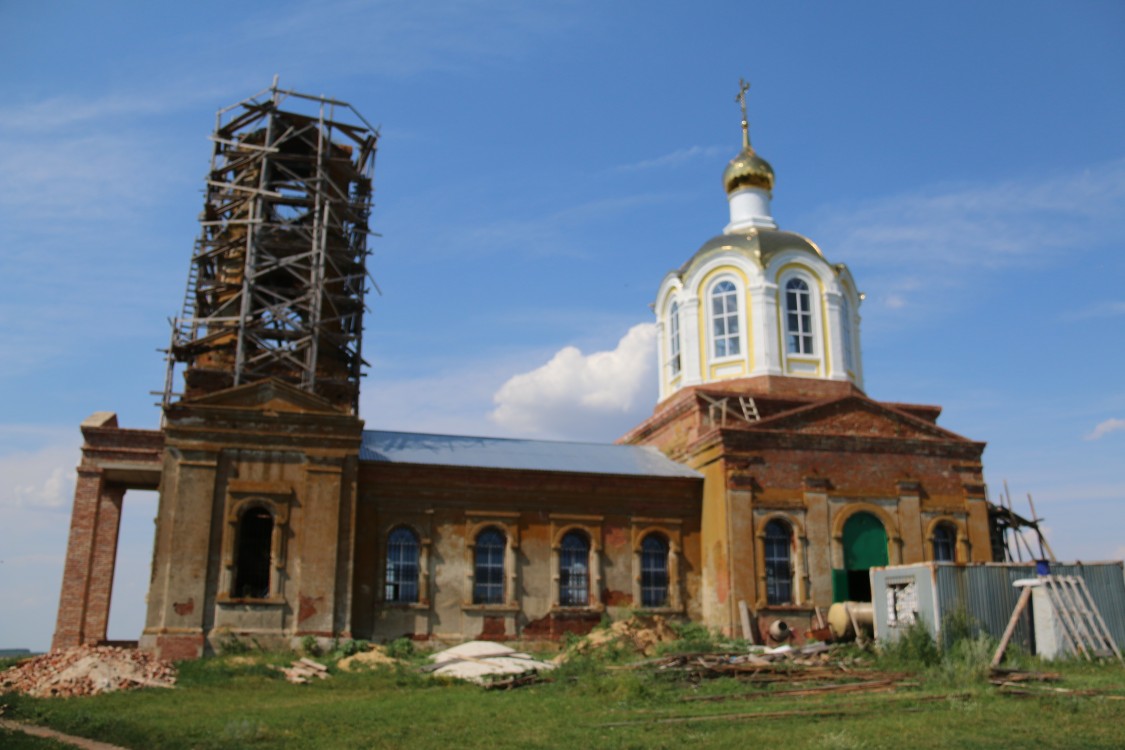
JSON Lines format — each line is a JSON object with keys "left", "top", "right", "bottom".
{"left": 2, "top": 649, "right": 1124, "bottom": 749}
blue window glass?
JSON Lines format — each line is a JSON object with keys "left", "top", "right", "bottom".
{"left": 640, "top": 534, "right": 669, "bottom": 608}
{"left": 474, "top": 528, "right": 506, "bottom": 604}
{"left": 559, "top": 531, "right": 590, "bottom": 606}
{"left": 764, "top": 520, "right": 793, "bottom": 605}
{"left": 933, "top": 524, "right": 956, "bottom": 562}
{"left": 385, "top": 527, "right": 419, "bottom": 603}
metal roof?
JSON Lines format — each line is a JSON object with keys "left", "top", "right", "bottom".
{"left": 360, "top": 430, "right": 701, "bottom": 479}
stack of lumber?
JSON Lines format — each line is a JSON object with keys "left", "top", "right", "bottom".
{"left": 272, "top": 658, "right": 330, "bottom": 684}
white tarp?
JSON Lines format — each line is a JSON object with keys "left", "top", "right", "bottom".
{"left": 428, "top": 641, "right": 556, "bottom": 685}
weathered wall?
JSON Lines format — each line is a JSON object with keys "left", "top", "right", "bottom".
{"left": 625, "top": 378, "right": 990, "bottom": 643}
{"left": 138, "top": 381, "right": 363, "bottom": 659}
{"left": 354, "top": 463, "right": 703, "bottom": 642}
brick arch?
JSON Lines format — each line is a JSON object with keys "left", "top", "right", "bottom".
{"left": 632, "top": 526, "right": 675, "bottom": 554}
{"left": 831, "top": 502, "right": 899, "bottom": 542}
{"left": 831, "top": 503, "right": 902, "bottom": 568}
{"left": 552, "top": 523, "right": 600, "bottom": 552}
{"left": 924, "top": 516, "right": 965, "bottom": 562}
{"left": 755, "top": 511, "right": 805, "bottom": 540}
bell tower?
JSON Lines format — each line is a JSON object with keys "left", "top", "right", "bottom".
{"left": 164, "top": 81, "right": 379, "bottom": 414}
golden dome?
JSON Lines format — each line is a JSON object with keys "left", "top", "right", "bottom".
{"left": 723, "top": 145, "right": 774, "bottom": 194}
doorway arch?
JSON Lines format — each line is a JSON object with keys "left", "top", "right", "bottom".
{"left": 839, "top": 512, "right": 888, "bottom": 602}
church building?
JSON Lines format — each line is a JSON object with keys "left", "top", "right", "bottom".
{"left": 52, "top": 84, "right": 992, "bottom": 660}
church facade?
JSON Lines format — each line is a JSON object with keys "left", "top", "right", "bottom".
{"left": 52, "top": 86, "right": 992, "bottom": 660}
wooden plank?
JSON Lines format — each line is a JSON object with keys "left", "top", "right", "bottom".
{"left": 739, "top": 600, "right": 753, "bottom": 642}
{"left": 991, "top": 585, "right": 1033, "bottom": 668}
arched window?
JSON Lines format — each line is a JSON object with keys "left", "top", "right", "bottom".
{"left": 785, "top": 278, "right": 813, "bottom": 355}
{"left": 764, "top": 519, "right": 793, "bottom": 605}
{"left": 473, "top": 528, "right": 506, "bottom": 604}
{"left": 668, "top": 302, "right": 682, "bottom": 377}
{"left": 559, "top": 531, "right": 590, "bottom": 606}
{"left": 234, "top": 507, "right": 273, "bottom": 599}
{"left": 932, "top": 523, "right": 956, "bottom": 562}
{"left": 711, "top": 280, "right": 741, "bottom": 358}
{"left": 640, "top": 534, "right": 669, "bottom": 608}
{"left": 385, "top": 527, "right": 420, "bottom": 603}
{"left": 841, "top": 296, "right": 855, "bottom": 372}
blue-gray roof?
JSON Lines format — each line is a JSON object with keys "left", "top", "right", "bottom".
{"left": 360, "top": 430, "right": 701, "bottom": 479}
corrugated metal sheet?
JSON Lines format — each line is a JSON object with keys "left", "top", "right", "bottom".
{"left": 359, "top": 430, "right": 703, "bottom": 479}
{"left": 874, "top": 562, "right": 1125, "bottom": 651}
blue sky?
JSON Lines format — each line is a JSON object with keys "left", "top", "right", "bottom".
{"left": 1, "top": 1, "right": 1122, "bottom": 651}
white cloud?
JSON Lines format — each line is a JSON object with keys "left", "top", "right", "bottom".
{"left": 816, "top": 159, "right": 1125, "bottom": 271}
{"left": 0, "top": 438, "right": 78, "bottom": 510}
{"left": 362, "top": 364, "right": 525, "bottom": 437}
{"left": 0, "top": 85, "right": 226, "bottom": 133}
{"left": 1063, "top": 300, "right": 1125, "bottom": 321}
{"left": 612, "top": 145, "right": 725, "bottom": 172}
{"left": 431, "top": 193, "right": 675, "bottom": 260}
{"left": 490, "top": 323, "right": 656, "bottom": 440}
{"left": 807, "top": 159, "right": 1125, "bottom": 322}
{"left": 1084, "top": 418, "right": 1125, "bottom": 441}
{"left": 239, "top": 0, "right": 578, "bottom": 78}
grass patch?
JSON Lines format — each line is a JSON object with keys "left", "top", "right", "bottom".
{"left": 3, "top": 648, "right": 1124, "bottom": 749}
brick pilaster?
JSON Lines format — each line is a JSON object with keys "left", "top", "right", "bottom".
{"left": 51, "top": 468, "right": 124, "bottom": 650}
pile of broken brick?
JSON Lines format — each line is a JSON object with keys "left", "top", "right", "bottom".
{"left": 1, "top": 646, "right": 177, "bottom": 698}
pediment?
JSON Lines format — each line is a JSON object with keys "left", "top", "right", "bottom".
{"left": 751, "top": 396, "right": 967, "bottom": 441}
{"left": 179, "top": 378, "right": 343, "bottom": 415}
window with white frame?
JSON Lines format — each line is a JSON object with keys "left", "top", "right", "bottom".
{"left": 711, "top": 280, "right": 741, "bottom": 358}
{"left": 559, "top": 531, "right": 590, "bottom": 606}
{"left": 640, "top": 534, "right": 669, "bottom": 607}
{"left": 385, "top": 526, "right": 420, "bottom": 603}
{"left": 785, "top": 278, "right": 813, "bottom": 355}
{"left": 668, "top": 302, "right": 682, "bottom": 377}
{"left": 473, "top": 527, "right": 506, "bottom": 604}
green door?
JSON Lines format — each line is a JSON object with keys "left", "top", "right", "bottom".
{"left": 836, "top": 512, "right": 888, "bottom": 602}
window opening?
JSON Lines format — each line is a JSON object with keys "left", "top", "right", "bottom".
{"left": 473, "top": 528, "right": 506, "bottom": 604}
{"left": 234, "top": 507, "right": 273, "bottom": 599}
{"left": 886, "top": 580, "right": 919, "bottom": 627}
{"left": 841, "top": 297, "right": 855, "bottom": 371}
{"left": 785, "top": 278, "right": 813, "bottom": 355}
{"left": 386, "top": 527, "right": 420, "bottom": 603}
{"left": 932, "top": 524, "right": 956, "bottom": 562}
{"left": 711, "top": 280, "right": 741, "bottom": 357}
{"left": 669, "top": 302, "right": 682, "bottom": 377}
{"left": 559, "top": 531, "right": 590, "bottom": 606}
{"left": 764, "top": 520, "right": 793, "bottom": 605}
{"left": 640, "top": 534, "right": 669, "bottom": 607}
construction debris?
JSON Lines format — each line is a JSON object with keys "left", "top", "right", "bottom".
{"left": 425, "top": 641, "right": 555, "bottom": 687}
{"left": 619, "top": 642, "right": 908, "bottom": 692}
{"left": 271, "top": 658, "right": 330, "bottom": 685}
{"left": 0, "top": 646, "right": 176, "bottom": 698}
{"left": 337, "top": 645, "right": 400, "bottom": 672}
{"left": 553, "top": 615, "right": 681, "bottom": 663}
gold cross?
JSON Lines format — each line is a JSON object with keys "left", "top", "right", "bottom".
{"left": 736, "top": 78, "right": 750, "bottom": 122}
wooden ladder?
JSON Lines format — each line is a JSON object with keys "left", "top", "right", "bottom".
{"left": 1041, "top": 575, "right": 1123, "bottom": 663}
